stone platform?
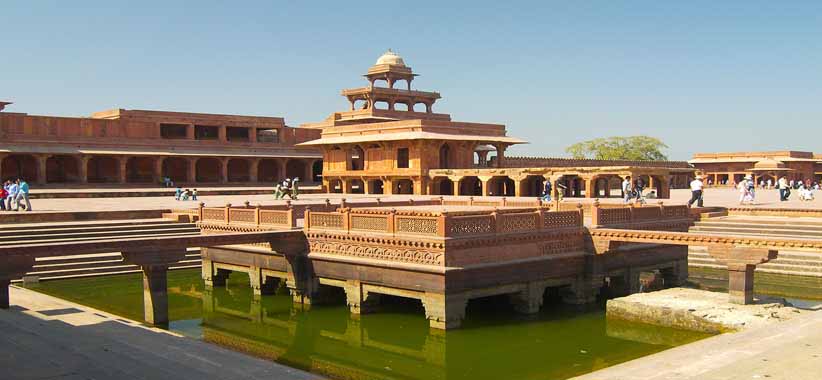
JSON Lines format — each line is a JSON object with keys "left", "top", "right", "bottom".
{"left": 0, "top": 286, "right": 319, "bottom": 380}
{"left": 607, "top": 288, "right": 811, "bottom": 333}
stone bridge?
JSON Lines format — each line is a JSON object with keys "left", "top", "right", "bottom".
{"left": 0, "top": 230, "right": 305, "bottom": 325}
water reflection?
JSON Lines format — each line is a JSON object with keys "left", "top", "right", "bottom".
{"left": 200, "top": 280, "right": 711, "bottom": 380}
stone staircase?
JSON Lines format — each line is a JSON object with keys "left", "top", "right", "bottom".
{"left": 1, "top": 219, "right": 202, "bottom": 281}
{"left": 688, "top": 216, "right": 822, "bottom": 278}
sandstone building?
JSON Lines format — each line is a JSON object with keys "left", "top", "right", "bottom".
{"left": 690, "top": 151, "right": 822, "bottom": 185}
{"left": 0, "top": 106, "right": 322, "bottom": 185}
{"left": 300, "top": 51, "right": 693, "bottom": 198}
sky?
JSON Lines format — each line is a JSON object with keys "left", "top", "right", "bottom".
{"left": 2, "top": 1, "right": 821, "bottom": 160}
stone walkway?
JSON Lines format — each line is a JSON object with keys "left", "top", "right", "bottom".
{"left": 0, "top": 286, "right": 321, "bottom": 380}
{"left": 571, "top": 308, "right": 822, "bottom": 380}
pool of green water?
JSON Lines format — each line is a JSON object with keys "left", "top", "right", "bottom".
{"left": 26, "top": 270, "right": 712, "bottom": 380}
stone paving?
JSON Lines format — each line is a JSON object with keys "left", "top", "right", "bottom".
{"left": 5, "top": 187, "right": 821, "bottom": 214}
{"left": 0, "top": 286, "right": 320, "bottom": 380}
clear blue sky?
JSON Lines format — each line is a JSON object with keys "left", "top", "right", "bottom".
{"left": 2, "top": 1, "right": 821, "bottom": 160}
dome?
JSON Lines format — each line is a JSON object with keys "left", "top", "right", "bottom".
{"left": 753, "top": 158, "right": 786, "bottom": 170}
{"left": 375, "top": 49, "right": 406, "bottom": 66}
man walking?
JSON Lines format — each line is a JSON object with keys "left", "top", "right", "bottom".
{"left": 634, "top": 176, "right": 645, "bottom": 203}
{"left": 14, "top": 178, "right": 32, "bottom": 211}
{"left": 622, "top": 176, "right": 633, "bottom": 204}
{"left": 542, "top": 179, "right": 552, "bottom": 202}
{"left": 7, "top": 179, "right": 18, "bottom": 210}
{"left": 687, "top": 175, "right": 704, "bottom": 208}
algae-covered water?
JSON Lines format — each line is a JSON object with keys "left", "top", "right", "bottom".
{"left": 26, "top": 269, "right": 711, "bottom": 380}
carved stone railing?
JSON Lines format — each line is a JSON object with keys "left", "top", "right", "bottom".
{"left": 306, "top": 206, "right": 583, "bottom": 238}
{"left": 590, "top": 200, "right": 691, "bottom": 229}
{"left": 197, "top": 203, "right": 296, "bottom": 229}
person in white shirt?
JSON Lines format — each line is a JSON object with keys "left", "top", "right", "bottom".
{"left": 778, "top": 177, "right": 789, "bottom": 201}
{"left": 621, "top": 176, "right": 633, "bottom": 204}
{"left": 687, "top": 176, "right": 704, "bottom": 208}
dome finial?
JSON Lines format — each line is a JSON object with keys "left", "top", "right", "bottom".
{"left": 375, "top": 49, "right": 406, "bottom": 66}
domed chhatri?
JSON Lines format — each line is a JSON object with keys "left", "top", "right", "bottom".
{"left": 375, "top": 49, "right": 406, "bottom": 66}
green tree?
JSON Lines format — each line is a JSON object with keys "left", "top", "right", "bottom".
{"left": 565, "top": 136, "right": 669, "bottom": 161}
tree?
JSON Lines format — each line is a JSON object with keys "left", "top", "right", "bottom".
{"left": 565, "top": 136, "right": 668, "bottom": 161}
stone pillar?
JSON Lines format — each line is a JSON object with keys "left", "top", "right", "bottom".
{"left": 509, "top": 282, "right": 546, "bottom": 314}
{"left": 494, "top": 144, "right": 506, "bottom": 168}
{"left": 188, "top": 157, "right": 198, "bottom": 183}
{"left": 728, "top": 263, "right": 756, "bottom": 305}
{"left": 478, "top": 176, "right": 492, "bottom": 196}
{"left": 0, "top": 255, "right": 36, "bottom": 309}
{"left": 583, "top": 177, "right": 596, "bottom": 198}
{"left": 121, "top": 249, "right": 187, "bottom": 326}
{"left": 344, "top": 280, "right": 381, "bottom": 314}
{"left": 0, "top": 154, "right": 5, "bottom": 181}
{"left": 218, "top": 126, "right": 227, "bottom": 143}
{"left": 153, "top": 157, "right": 164, "bottom": 183}
{"left": 661, "top": 259, "right": 689, "bottom": 288}
{"left": 514, "top": 178, "right": 526, "bottom": 197}
{"left": 249, "top": 128, "right": 257, "bottom": 144}
{"left": 36, "top": 154, "right": 49, "bottom": 185}
{"left": 413, "top": 178, "right": 426, "bottom": 195}
{"left": 141, "top": 265, "right": 171, "bottom": 325}
{"left": 249, "top": 266, "right": 277, "bottom": 300}
{"left": 341, "top": 179, "right": 349, "bottom": 194}
{"left": 186, "top": 124, "right": 195, "bottom": 140}
{"left": 278, "top": 159, "right": 288, "bottom": 180}
{"left": 304, "top": 160, "right": 313, "bottom": 183}
{"left": 422, "top": 293, "right": 468, "bottom": 330}
{"left": 384, "top": 179, "right": 395, "bottom": 195}
{"left": 249, "top": 159, "right": 260, "bottom": 182}
{"left": 118, "top": 157, "right": 128, "bottom": 184}
{"left": 219, "top": 158, "right": 228, "bottom": 184}
{"left": 78, "top": 155, "right": 90, "bottom": 184}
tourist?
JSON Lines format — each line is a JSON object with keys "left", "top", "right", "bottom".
{"left": 7, "top": 179, "right": 18, "bottom": 210}
{"left": 738, "top": 175, "right": 754, "bottom": 205}
{"left": 622, "top": 176, "right": 633, "bottom": 204}
{"left": 778, "top": 176, "right": 789, "bottom": 201}
{"left": 800, "top": 184, "right": 815, "bottom": 201}
{"left": 291, "top": 178, "right": 300, "bottom": 200}
{"left": 273, "top": 183, "right": 283, "bottom": 200}
{"left": 14, "top": 178, "right": 32, "bottom": 211}
{"left": 542, "top": 179, "right": 552, "bottom": 202}
{"left": 0, "top": 181, "right": 7, "bottom": 211}
{"left": 175, "top": 186, "right": 183, "bottom": 201}
{"left": 182, "top": 189, "right": 191, "bottom": 201}
{"left": 634, "top": 177, "right": 645, "bottom": 203}
{"left": 192, "top": 189, "right": 198, "bottom": 201}
{"left": 555, "top": 180, "right": 567, "bottom": 202}
{"left": 766, "top": 179, "right": 772, "bottom": 189}
{"left": 687, "top": 175, "right": 704, "bottom": 208}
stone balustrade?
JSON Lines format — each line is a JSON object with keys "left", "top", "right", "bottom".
{"left": 305, "top": 206, "right": 583, "bottom": 238}
{"left": 591, "top": 200, "right": 691, "bottom": 228}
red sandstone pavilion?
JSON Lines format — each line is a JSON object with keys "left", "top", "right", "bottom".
{"left": 299, "top": 50, "right": 693, "bottom": 198}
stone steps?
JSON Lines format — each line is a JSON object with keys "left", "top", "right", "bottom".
{"left": 0, "top": 225, "right": 199, "bottom": 243}
{"left": 4, "top": 219, "right": 204, "bottom": 281}
{"left": 690, "top": 226, "right": 822, "bottom": 239}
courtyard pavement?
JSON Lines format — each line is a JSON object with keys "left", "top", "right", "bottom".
{"left": 4, "top": 187, "right": 821, "bottom": 214}
{"left": 0, "top": 286, "right": 320, "bottom": 380}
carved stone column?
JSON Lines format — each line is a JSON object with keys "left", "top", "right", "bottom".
{"left": 728, "top": 263, "right": 756, "bottom": 305}
{"left": 219, "top": 158, "right": 228, "bottom": 184}
{"left": 188, "top": 157, "right": 198, "bottom": 183}
{"left": 153, "top": 157, "right": 164, "bottom": 183}
{"left": 249, "top": 158, "right": 260, "bottom": 183}
{"left": 78, "top": 155, "right": 90, "bottom": 184}
{"left": 118, "top": 156, "right": 128, "bottom": 184}
{"left": 509, "top": 282, "right": 547, "bottom": 314}
{"left": 344, "top": 280, "right": 381, "bottom": 314}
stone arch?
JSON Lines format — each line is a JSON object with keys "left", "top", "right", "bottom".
{"left": 432, "top": 177, "right": 454, "bottom": 195}
{"left": 87, "top": 156, "right": 119, "bottom": 183}
{"left": 312, "top": 160, "right": 323, "bottom": 183}
{"left": 328, "top": 179, "right": 343, "bottom": 194}
{"left": 348, "top": 179, "right": 365, "bottom": 194}
{"left": 459, "top": 176, "right": 482, "bottom": 196}
{"left": 367, "top": 179, "right": 384, "bottom": 194}
{"left": 412, "top": 103, "right": 428, "bottom": 113}
{"left": 286, "top": 159, "right": 306, "bottom": 180}
{"left": 227, "top": 158, "right": 250, "bottom": 182}
{"left": 374, "top": 100, "right": 390, "bottom": 110}
{"left": 487, "top": 176, "right": 515, "bottom": 196}
{"left": 393, "top": 179, "right": 414, "bottom": 195}
{"left": 258, "top": 159, "right": 280, "bottom": 183}
{"left": 126, "top": 157, "right": 155, "bottom": 183}
{"left": 196, "top": 157, "right": 222, "bottom": 183}
{"left": 438, "top": 143, "right": 453, "bottom": 169}
{"left": 46, "top": 155, "right": 80, "bottom": 183}
{"left": 162, "top": 157, "right": 188, "bottom": 183}
{"left": 1, "top": 154, "right": 38, "bottom": 182}
{"left": 348, "top": 146, "right": 365, "bottom": 171}
{"left": 394, "top": 102, "right": 409, "bottom": 111}
{"left": 353, "top": 99, "right": 368, "bottom": 110}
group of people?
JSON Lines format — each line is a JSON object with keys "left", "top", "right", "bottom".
{"left": 540, "top": 179, "right": 567, "bottom": 202}
{"left": 621, "top": 176, "right": 655, "bottom": 205}
{"left": 0, "top": 178, "right": 32, "bottom": 211}
{"left": 776, "top": 177, "right": 815, "bottom": 202}
{"left": 174, "top": 187, "right": 198, "bottom": 201}
{"left": 274, "top": 178, "right": 300, "bottom": 200}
